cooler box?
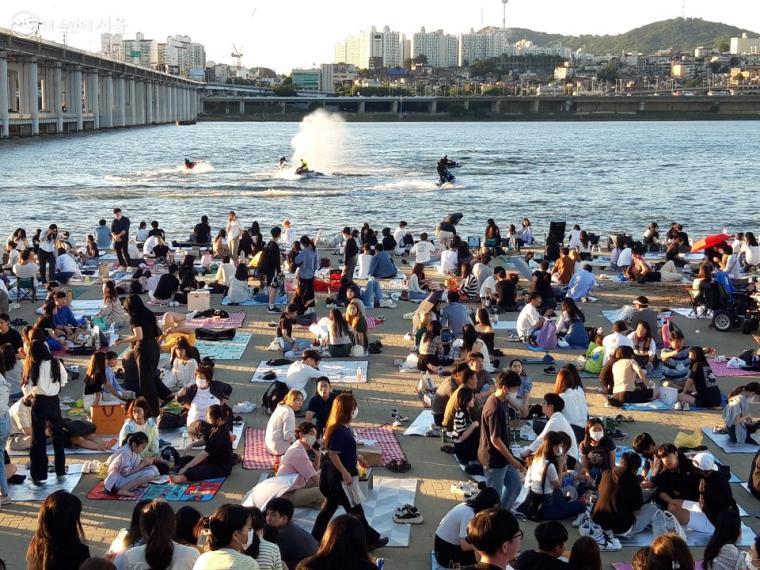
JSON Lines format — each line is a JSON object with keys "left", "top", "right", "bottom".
{"left": 188, "top": 290, "right": 211, "bottom": 312}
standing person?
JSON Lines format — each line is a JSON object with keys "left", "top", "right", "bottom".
{"left": 111, "top": 208, "right": 131, "bottom": 269}
{"left": 0, "top": 360, "right": 10, "bottom": 505}
{"left": 297, "top": 514, "right": 378, "bottom": 570}
{"left": 194, "top": 504, "right": 259, "bottom": 570}
{"left": 262, "top": 227, "right": 283, "bottom": 314}
{"left": 22, "top": 340, "right": 68, "bottom": 483}
{"left": 113, "top": 295, "right": 163, "bottom": 418}
{"left": 462, "top": 509, "right": 523, "bottom": 570}
{"left": 295, "top": 236, "right": 319, "bottom": 306}
{"left": 310, "top": 393, "right": 387, "bottom": 549}
{"left": 27, "top": 491, "right": 90, "bottom": 570}
{"left": 226, "top": 211, "right": 243, "bottom": 263}
{"left": 38, "top": 224, "right": 59, "bottom": 284}
{"left": 122, "top": 499, "right": 200, "bottom": 569}
{"left": 342, "top": 227, "right": 359, "bottom": 279}
{"left": 477, "top": 371, "right": 525, "bottom": 510}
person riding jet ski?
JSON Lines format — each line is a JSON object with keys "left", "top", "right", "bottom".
{"left": 295, "top": 159, "right": 309, "bottom": 175}
{"left": 184, "top": 158, "right": 197, "bottom": 170}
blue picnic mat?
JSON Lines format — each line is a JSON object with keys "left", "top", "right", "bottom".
{"left": 195, "top": 332, "right": 252, "bottom": 360}
{"left": 222, "top": 294, "right": 288, "bottom": 306}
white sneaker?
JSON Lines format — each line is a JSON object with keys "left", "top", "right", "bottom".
{"left": 379, "top": 299, "right": 397, "bottom": 309}
{"left": 591, "top": 527, "right": 622, "bottom": 551}
{"left": 572, "top": 510, "right": 589, "bottom": 528}
{"left": 578, "top": 518, "right": 596, "bottom": 537}
{"left": 673, "top": 402, "right": 682, "bottom": 410}
{"left": 557, "top": 338, "right": 570, "bottom": 348}
{"left": 682, "top": 403, "right": 690, "bottom": 411}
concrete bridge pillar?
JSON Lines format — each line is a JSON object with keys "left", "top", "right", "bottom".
{"left": 391, "top": 100, "right": 399, "bottom": 113}
{"left": 491, "top": 100, "right": 501, "bottom": 113}
{"left": 429, "top": 100, "right": 437, "bottom": 113}
{"left": 115, "top": 76, "right": 126, "bottom": 127}
{"left": 71, "top": 67, "right": 83, "bottom": 131}
{"left": 238, "top": 98, "right": 245, "bottom": 114}
{"left": 639, "top": 101, "right": 646, "bottom": 112}
{"left": 87, "top": 71, "right": 100, "bottom": 129}
{"left": 0, "top": 53, "right": 9, "bottom": 138}
{"left": 53, "top": 64, "right": 64, "bottom": 132}
{"left": 463, "top": 100, "right": 470, "bottom": 111}
{"left": 128, "top": 78, "right": 136, "bottom": 126}
{"left": 358, "top": 101, "right": 365, "bottom": 113}
{"left": 25, "top": 60, "right": 40, "bottom": 134}
{"left": 531, "top": 99, "right": 540, "bottom": 113}
{"left": 145, "top": 81, "right": 153, "bottom": 124}
{"left": 103, "top": 73, "right": 114, "bottom": 128}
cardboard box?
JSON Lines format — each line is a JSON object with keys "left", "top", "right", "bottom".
{"left": 357, "top": 445, "right": 383, "bottom": 467}
{"left": 188, "top": 290, "right": 211, "bottom": 312}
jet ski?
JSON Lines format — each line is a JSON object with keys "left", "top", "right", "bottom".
{"left": 295, "top": 169, "right": 325, "bottom": 179}
{"left": 184, "top": 158, "right": 197, "bottom": 170}
{"left": 437, "top": 171, "right": 456, "bottom": 187}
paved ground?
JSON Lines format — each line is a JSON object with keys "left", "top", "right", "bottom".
{"left": 1, "top": 253, "right": 758, "bottom": 569}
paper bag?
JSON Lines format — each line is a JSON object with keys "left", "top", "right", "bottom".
{"left": 357, "top": 445, "right": 383, "bottom": 467}
{"left": 91, "top": 403, "right": 126, "bottom": 434}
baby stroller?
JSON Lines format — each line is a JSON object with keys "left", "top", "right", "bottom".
{"left": 708, "top": 271, "right": 760, "bottom": 333}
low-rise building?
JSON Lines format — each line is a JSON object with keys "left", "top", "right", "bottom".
{"left": 292, "top": 68, "right": 321, "bottom": 91}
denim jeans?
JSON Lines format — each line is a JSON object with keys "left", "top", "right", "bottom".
{"left": 0, "top": 413, "right": 11, "bottom": 495}
{"left": 485, "top": 464, "right": 522, "bottom": 510}
{"left": 361, "top": 278, "right": 383, "bottom": 307}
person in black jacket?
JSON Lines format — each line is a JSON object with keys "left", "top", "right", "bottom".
{"left": 667, "top": 452, "right": 737, "bottom": 534}
{"left": 592, "top": 451, "right": 659, "bottom": 536}
{"left": 261, "top": 226, "right": 283, "bottom": 314}
{"left": 512, "top": 520, "right": 570, "bottom": 570}
{"left": 171, "top": 404, "right": 236, "bottom": 483}
{"left": 342, "top": 227, "right": 359, "bottom": 278}
{"left": 462, "top": 508, "right": 523, "bottom": 570}
{"left": 649, "top": 443, "right": 700, "bottom": 509}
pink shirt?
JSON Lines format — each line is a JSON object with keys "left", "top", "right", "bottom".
{"left": 279, "top": 441, "right": 317, "bottom": 489}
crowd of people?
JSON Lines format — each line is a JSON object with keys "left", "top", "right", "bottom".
{"left": 1, "top": 211, "right": 759, "bottom": 570}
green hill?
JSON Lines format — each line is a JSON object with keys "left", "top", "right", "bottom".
{"left": 480, "top": 18, "right": 759, "bottom": 54}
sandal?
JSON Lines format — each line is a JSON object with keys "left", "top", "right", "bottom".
{"left": 615, "top": 415, "right": 635, "bottom": 424}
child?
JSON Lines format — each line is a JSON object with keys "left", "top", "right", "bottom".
{"left": 104, "top": 350, "right": 126, "bottom": 394}
{"left": 83, "top": 352, "right": 125, "bottom": 414}
{"left": 583, "top": 332, "right": 605, "bottom": 375}
{"left": 104, "top": 432, "right": 160, "bottom": 496}
{"left": 451, "top": 387, "right": 480, "bottom": 465}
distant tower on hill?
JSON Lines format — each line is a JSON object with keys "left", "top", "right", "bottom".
{"left": 502, "top": 0, "right": 509, "bottom": 30}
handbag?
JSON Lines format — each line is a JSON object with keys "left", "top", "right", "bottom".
{"left": 91, "top": 403, "right": 126, "bottom": 435}
{"left": 350, "top": 344, "right": 365, "bottom": 358}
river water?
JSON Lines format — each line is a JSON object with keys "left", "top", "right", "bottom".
{"left": 1, "top": 119, "right": 758, "bottom": 243}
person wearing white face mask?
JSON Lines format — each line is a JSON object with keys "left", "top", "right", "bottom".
{"left": 579, "top": 418, "right": 617, "bottom": 486}
{"left": 194, "top": 504, "right": 259, "bottom": 570}
{"left": 175, "top": 365, "right": 232, "bottom": 444}
{"left": 310, "top": 393, "right": 388, "bottom": 550}
{"left": 277, "top": 421, "right": 324, "bottom": 507}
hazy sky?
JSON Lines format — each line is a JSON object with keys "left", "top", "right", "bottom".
{"left": 2, "top": 1, "right": 758, "bottom": 73}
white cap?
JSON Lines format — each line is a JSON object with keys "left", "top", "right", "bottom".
{"left": 692, "top": 452, "right": 718, "bottom": 471}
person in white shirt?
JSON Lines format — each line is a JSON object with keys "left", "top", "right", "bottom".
{"left": 602, "top": 321, "right": 633, "bottom": 364}
{"left": 472, "top": 254, "right": 493, "bottom": 289}
{"left": 282, "top": 219, "right": 297, "bottom": 246}
{"left": 194, "top": 505, "right": 259, "bottom": 570}
{"left": 567, "top": 225, "right": 582, "bottom": 250}
{"left": 393, "top": 221, "right": 410, "bottom": 254}
{"left": 54, "top": 247, "right": 80, "bottom": 283}
{"left": 215, "top": 256, "right": 237, "bottom": 287}
{"left": 3, "top": 241, "right": 20, "bottom": 271}
{"left": 285, "top": 350, "right": 323, "bottom": 399}
{"left": 516, "top": 292, "right": 546, "bottom": 341}
{"left": 439, "top": 244, "right": 459, "bottom": 275}
{"left": 12, "top": 249, "right": 40, "bottom": 282}
{"left": 552, "top": 365, "right": 588, "bottom": 440}
{"left": 121, "top": 499, "right": 200, "bottom": 570}
{"left": 742, "top": 232, "right": 760, "bottom": 268}
{"left": 356, "top": 244, "right": 373, "bottom": 279}
{"left": 22, "top": 340, "right": 69, "bottom": 483}
{"left": 143, "top": 234, "right": 160, "bottom": 256}
{"left": 410, "top": 232, "right": 437, "bottom": 265}
{"left": 226, "top": 211, "right": 244, "bottom": 262}
{"left": 135, "top": 222, "right": 151, "bottom": 243}
{"left": 522, "top": 392, "right": 579, "bottom": 461}
{"left": 616, "top": 246, "right": 633, "bottom": 270}
{"left": 265, "top": 390, "right": 303, "bottom": 455}
{"left": 479, "top": 266, "right": 504, "bottom": 304}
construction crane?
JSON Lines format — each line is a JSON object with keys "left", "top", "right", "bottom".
{"left": 231, "top": 44, "right": 243, "bottom": 74}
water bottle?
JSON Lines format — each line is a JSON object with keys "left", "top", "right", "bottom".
{"left": 532, "top": 413, "right": 539, "bottom": 432}
{"left": 661, "top": 317, "right": 672, "bottom": 346}
{"left": 180, "top": 428, "right": 188, "bottom": 449}
{"left": 356, "top": 367, "right": 363, "bottom": 383}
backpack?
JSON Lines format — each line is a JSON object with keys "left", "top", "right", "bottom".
{"left": 536, "top": 320, "right": 558, "bottom": 350}
{"left": 262, "top": 381, "right": 289, "bottom": 415}
{"left": 195, "top": 328, "right": 236, "bottom": 341}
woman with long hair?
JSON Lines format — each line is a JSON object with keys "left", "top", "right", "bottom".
{"left": 703, "top": 509, "right": 744, "bottom": 569}
{"left": 552, "top": 364, "right": 587, "bottom": 441}
{"left": 83, "top": 351, "right": 124, "bottom": 413}
{"left": 742, "top": 231, "right": 760, "bottom": 268}
{"left": 194, "top": 504, "right": 257, "bottom": 569}
{"left": 417, "top": 320, "right": 453, "bottom": 374}
{"left": 577, "top": 230, "right": 592, "bottom": 260}
{"left": 1, "top": 341, "right": 23, "bottom": 397}
{"left": 27, "top": 490, "right": 90, "bottom": 570}
{"left": 609, "top": 345, "right": 654, "bottom": 406}
{"left": 311, "top": 393, "right": 386, "bottom": 549}
{"left": 460, "top": 324, "right": 492, "bottom": 367}
{"left": 458, "top": 262, "right": 479, "bottom": 301}
{"left": 506, "top": 359, "right": 533, "bottom": 419}
{"left": 345, "top": 300, "right": 368, "bottom": 352}
{"left": 326, "top": 308, "right": 352, "bottom": 358}
{"left": 568, "top": 536, "right": 602, "bottom": 570}
{"left": 433, "top": 485, "right": 500, "bottom": 567}
{"left": 578, "top": 417, "right": 616, "bottom": 485}
{"left": 451, "top": 387, "right": 480, "bottom": 464}
{"left": 556, "top": 298, "right": 588, "bottom": 348}
{"left": 113, "top": 294, "right": 163, "bottom": 417}
{"left": 212, "top": 229, "right": 230, "bottom": 259}
{"left": 169, "top": 337, "right": 199, "bottom": 389}
{"left": 244, "top": 506, "right": 284, "bottom": 570}
{"left": 95, "top": 280, "right": 128, "bottom": 329}
{"left": 298, "top": 514, "right": 377, "bottom": 570}
{"left": 723, "top": 382, "right": 760, "bottom": 445}
{"left": 172, "top": 404, "right": 236, "bottom": 484}
{"left": 627, "top": 320, "right": 657, "bottom": 369}
{"left": 118, "top": 398, "right": 171, "bottom": 475}
{"left": 122, "top": 499, "right": 200, "bottom": 569}
{"left": 265, "top": 390, "right": 304, "bottom": 455}
{"left": 677, "top": 346, "right": 722, "bottom": 409}
{"left": 22, "top": 340, "right": 68, "bottom": 482}
{"left": 408, "top": 263, "right": 429, "bottom": 301}
{"left": 226, "top": 263, "right": 253, "bottom": 304}
{"left": 174, "top": 506, "right": 202, "bottom": 549}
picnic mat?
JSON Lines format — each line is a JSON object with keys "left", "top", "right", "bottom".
{"left": 493, "top": 320, "right": 518, "bottom": 331}
{"left": 195, "top": 332, "right": 252, "bottom": 360}
{"left": 160, "top": 423, "right": 245, "bottom": 451}
{"left": 186, "top": 311, "right": 246, "bottom": 329}
{"left": 617, "top": 521, "right": 755, "bottom": 547}
{"left": 222, "top": 294, "right": 289, "bottom": 306}
{"left": 292, "top": 476, "right": 418, "bottom": 547}
{"left": 404, "top": 410, "right": 435, "bottom": 436}
{"left": 87, "top": 477, "right": 224, "bottom": 501}
{"left": 243, "top": 425, "right": 404, "bottom": 469}
{"left": 366, "top": 315, "right": 383, "bottom": 329}
{"left": 7, "top": 465, "right": 83, "bottom": 501}
{"left": 623, "top": 398, "right": 725, "bottom": 412}
{"left": 526, "top": 344, "right": 582, "bottom": 353}
{"left": 708, "top": 358, "right": 759, "bottom": 378}
{"left": 702, "top": 427, "right": 759, "bottom": 454}
{"left": 250, "top": 360, "right": 369, "bottom": 384}
{"left": 7, "top": 439, "right": 118, "bottom": 456}
{"left": 601, "top": 307, "right": 634, "bottom": 324}
{"left": 670, "top": 307, "right": 711, "bottom": 320}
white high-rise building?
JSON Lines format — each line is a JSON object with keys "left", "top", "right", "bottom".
{"left": 122, "top": 32, "right": 158, "bottom": 68}
{"left": 730, "top": 33, "right": 760, "bottom": 55}
{"left": 334, "top": 26, "right": 402, "bottom": 68}
{"left": 100, "top": 33, "right": 124, "bottom": 60}
{"left": 164, "top": 35, "right": 206, "bottom": 76}
{"left": 459, "top": 29, "right": 513, "bottom": 66}
{"left": 412, "top": 27, "right": 458, "bottom": 68}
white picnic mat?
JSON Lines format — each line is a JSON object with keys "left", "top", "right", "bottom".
{"left": 702, "top": 427, "right": 759, "bottom": 454}
{"left": 7, "top": 439, "right": 118, "bottom": 456}
{"left": 617, "top": 521, "right": 756, "bottom": 547}
{"left": 251, "top": 360, "right": 368, "bottom": 384}
{"left": 291, "top": 476, "right": 418, "bottom": 547}
{"left": 8, "top": 464, "right": 84, "bottom": 501}
{"left": 493, "top": 320, "right": 517, "bottom": 331}
{"left": 404, "top": 410, "right": 435, "bottom": 436}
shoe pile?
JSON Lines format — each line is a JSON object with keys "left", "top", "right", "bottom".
{"left": 81, "top": 460, "right": 103, "bottom": 474}
{"left": 393, "top": 504, "right": 424, "bottom": 524}
{"left": 391, "top": 408, "right": 409, "bottom": 427}
{"left": 450, "top": 481, "right": 479, "bottom": 498}
{"left": 673, "top": 402, "right": 690, "bottom": 410}
{"left": 379, "top": 299, "right": 397, "bottom": 309}
{"left": 578, "top": 515, "right": 622, "bottom": 551}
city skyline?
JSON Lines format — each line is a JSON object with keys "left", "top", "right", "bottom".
{"left": 1, "top": 0, "right": 759, "bottom": 73}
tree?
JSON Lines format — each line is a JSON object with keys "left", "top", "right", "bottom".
{"left": 413, "top": 54, "right": 428, "bottom": 65}
{"left": 273, "top": 82, "right": 296, "bottom": 96}
{"left": 709, "top": 61, "right": 723, "bottom": 73}
{"left": 403, "top": 58, "right": 413, "bottom": 70}
{"left": 717, "top": 40, "right": 730, "bottom": 53}
{"left": 597, "top": 64, "right": 618, "bottom": 82}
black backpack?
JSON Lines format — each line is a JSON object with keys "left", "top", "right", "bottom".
{"left": 262, "top": 380, "right": 289, "bottom": 415}
{"left": 196, "top": 328, "right": 236, "bottom": 341}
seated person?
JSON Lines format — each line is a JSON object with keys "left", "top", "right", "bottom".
{"left": 277, "top": 303, "right": 312, "bottom": 353}
{"left": 176, "top": 365, "right": 232, "bottom": 441}
{"left": 439, "top": 244, "right": 459, "bottom": 275}
{"left": 660, "top": 330, "right": 691, "bottom": 388}
{"left": 579, "top": 418, "right": 616, "bottom": 485}
{"left": 285, "top": 350, "right": 323, "bottom": 400}
{"left": 54, "top": 247, "right": 80, "bottom": 284}
{"left": 325, "top": 308, "right": 353, "bottom": 358}
{"left": 431, "top": 363, "right": 470, "bottom": 427}
{"left": 265, "top": 390, "right": 304, "bottom": 455}
{"left": 522, "top": 393, "right": 579, "bottom": 462}
{"left": 494, "top": 271, "right": 520, "bottom": 312}
{"left": 676, "top": 346, "right": 722, "bottom": 409}
{"left": 215, "top": 256, "right": 236, "bottom": 287}
{"left": 417, "top": 320, "right": 455, "bottom": 374}
{"left": 450, "top": 387, "right": 480, "bottom": 465}
{"left": 443, "top": 365, "right": 479, "bottom": 430}
{"left": 305, "top": 377, "right": 337, "bottom": 432}
{"left": 356, "top": 244, "right": 373, "bottom": 279}
{"left": 516, "top": 292, "right": 553, "bottom": 342}
{"left": 172, "top": 404, "right": 237, "bottom": 483}
{"left": 408, "top": 263, "right": 430, "bottom": 301}
{"left": 150, "top": 263, "right": 180, "bottom": 303}
{"left": 551, "top": 248, "right": 575, "bottom": 287}
{"left": 367, "top": 243, "right": 397, "bottom": 279}
{"left": 265, "top": 497, "right": 318, "bottom": 570}
{"left": 169, "top": 338, "right": 199, "bottom": 388}
{"left": 633, "top": 432, "right": 662, "bottom": 483}
{"left": 441, "top": 290, "right": 472, "bottom": 339}
{"left": 458, "top": 263, "right": 479, "bottom": 301}
{"left": 118, "top": 398, "right": 171, "bottom": 474}
{"left": 649, "top": 443, "right": 700, "bottom": 510}
{"left": 512, "top": 520, "right": 571, "bottom": 570}
{"left": 278, "top": 421, "right": 323, "bottom": 507}
{"left": 608, "top": 346, "right": 655, "bottom": 406}
{"left": 83, "top": 352, "right": 125, "bottom": 413}
{"left": 52, "top": 291, "right": 85, "bottom": 330}
{"left": 723, "top": 383, "right": 760, "bottom": 444}
{"left": 104, "top": 432, "right": 161, "bottom": 496}
{"left": 345, "top": 300, "right": 368, "bottom": 351}
{"left": 226, "top": 263, "right": 252, "bottom": 304}
{"left": 628, "top": 321, "right": 657, "bottom": 370}
{"left": 566, "top": 264, "right": 597, "bottom": 302}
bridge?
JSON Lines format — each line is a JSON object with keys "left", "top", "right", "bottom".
{"left": 1, "top": 27, "right": 203, "bottom": 138}
{"left": 199, "top": 93, "right": 760, "bottom": 118}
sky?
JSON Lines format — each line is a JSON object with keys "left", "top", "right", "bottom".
{"left": 1, "top": 0, "right": 758, "bottom": 73}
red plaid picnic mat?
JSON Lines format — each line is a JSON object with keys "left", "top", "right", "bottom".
{"left": 187, "top": 311, "right": 246, "bottom": 329}
{"left": 242, "top": 427, "right": 276, "bottom": 470}
{"left": 365, "top": 316, "right": 383, "bottom": 330}
{"left": 354, "top": 426, "right": 406, "bottom": 466}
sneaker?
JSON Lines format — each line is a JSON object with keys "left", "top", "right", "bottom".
{"left": 682, "top": 403, "right": 690, "bottom": 411}
{"left": 233, "top": 401, "right": 255, "bottom": 414}
{"left": 394, "top": 503, "right": 419, "bottom": 515}
{"left": 572, "top": 510, "right": 589, "bottom": 528}
{"left": 379, "top": 299, "right": 397, "bottom": 309}
{"left": 0, "top": 494, "right": 12, "bottom": 506}
{"left": 591, "top": 527, "right": 622, "bottom": 552}
{"left": 393, "top": 508, "right": 423, "bottom": 524}
{"left": 266, "top": 306, "right": 280, "bottom": 314}
{"left": 578, "top": 518, "right": 596, "bottom": 537}
{"left": 673, "top": 402, "right": 682, "bottom": 410}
